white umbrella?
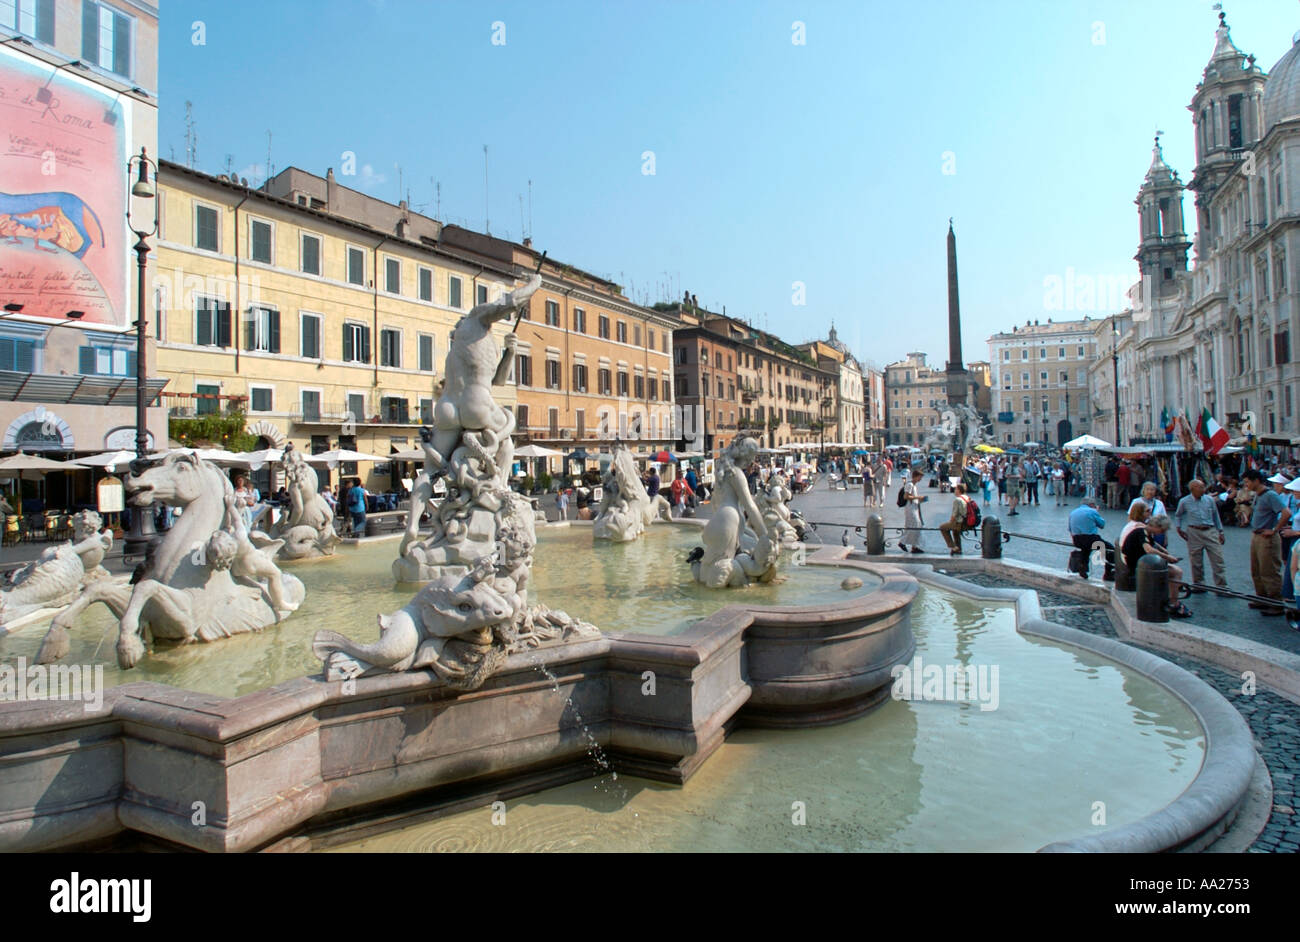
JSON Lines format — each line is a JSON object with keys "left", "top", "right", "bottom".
{"left": 515, "top": 444, "right": 563, "bottom": 458}
{"left": 74, "top": 450, "right": 152, "bottom": 472}
{"left": 305, "top": 449, "right": 390, "bottom": 468}
{"left": 232, "top": 447, "right": 284, "bottom": 471}
{"left": 0, "top": 453, "right": 87, "bottom": 475}
{"left": 1063, "top": 434, "right": 1112, "bottom": 450}
{"left": 387, "top": 449, "right": 427, "bottom": 461}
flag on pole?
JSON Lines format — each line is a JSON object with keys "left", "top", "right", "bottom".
{"left": 1200, "top": 407, "right": 1229, "bottom": 455}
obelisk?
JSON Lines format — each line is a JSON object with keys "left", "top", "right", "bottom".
{"left": 945, "top": 219, "right": 969, "bottom": 407}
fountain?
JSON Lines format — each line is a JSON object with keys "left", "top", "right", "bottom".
{"left": 267, "top": 443, "right": 340, "bottom": 559}
{"left": 689, "top": 436, "right": 782, "bottom": 588}
{"left": 0, "top": 510, "right": 117, "bottom": 628}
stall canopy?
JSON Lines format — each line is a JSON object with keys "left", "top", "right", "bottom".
{"left": 515, "top": 444, "right": 563, "bottom": 458}
{"left": 1063, "top": 434, "right": 1112, "bottom": 450}
{"left": 1100, "top": 443, "right": 1190, "bottom": 454}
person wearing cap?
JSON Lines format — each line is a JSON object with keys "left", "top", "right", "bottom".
{"left": 1243, "top": 468, "right": 1290, "bottom": 614}
{"left": 1174, "top": 478, "right": 1226, "bottom": 592}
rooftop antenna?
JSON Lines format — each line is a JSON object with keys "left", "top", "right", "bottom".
{"left": 483, "top": 145, "right": 490, "bottom": 235}
{"left": 265, "top": 130, "right": 273, "bottom": 184}
{"left": 527, "top": 179, "right": 533, "bottom": 239}
{"left": 224, "top": 153, "right": 234, "bottom": 177}
{"left": 436, "top": 180, "right": 441, "bottom": 219}
{"left": 519, "top": 194, "right": 525, "bottom": 240}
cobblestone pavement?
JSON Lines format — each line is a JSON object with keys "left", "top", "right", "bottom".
{"left": 943, "top": 569, "right": 1299, "bottom": 854}
{"left": 789, "top": 477, "right": 1300, "bottom": 658}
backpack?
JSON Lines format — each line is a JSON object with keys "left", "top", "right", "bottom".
{"left": 897, "top": 486, "right": 908, "bottom": 508}
{"left": 964, "top": 496, "right": 981, "bottom": 530}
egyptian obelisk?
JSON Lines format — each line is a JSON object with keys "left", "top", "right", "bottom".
{"left": 945, "top": 219, "right": 969, "bottom": 407}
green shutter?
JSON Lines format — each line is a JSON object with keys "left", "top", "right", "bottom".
{"left": 81, "top": 0, "right": 97, "bottom": 62}
{"left": 342, "top": 325, "right": 353, "bottom": 361}
{"left": 78, "top": 346, "right": 95, "bottom": 375}
{"left": 217, "top": 302, "right": 232, "bottom": 347}
{"left": 269, "top": 309, "right": 280, "bottom": 353}
{"left": 361, "top": 326, "right": 371, "bottom": 363}
{"left": 36, "top": 0, "right": 54, "bottom": 44}
{"left": 112, "top": 8, "right": 130, "bottom": 76}
{"left": 125, "top": 350, "right": 138, "bottom": 376}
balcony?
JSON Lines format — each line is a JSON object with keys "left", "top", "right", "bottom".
{"left": 163, "top": 392, "right": 247, "bottom": 418}
{"left": 997, "top": 411, "right": 1014, "bottom": 424}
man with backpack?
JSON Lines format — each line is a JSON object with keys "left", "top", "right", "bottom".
{"left": 940, "top": 482, "right": 977, "bottom": 556}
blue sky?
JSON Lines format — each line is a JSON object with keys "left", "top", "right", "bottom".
{"left": 159, "top": 0, "right": 1298, "bottom": 369}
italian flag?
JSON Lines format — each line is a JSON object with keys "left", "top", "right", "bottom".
{"left": 1199, "top": 407, "right": 1229, "bottom": 455}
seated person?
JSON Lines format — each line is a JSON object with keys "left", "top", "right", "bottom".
{"left": 1121, "top": 513, "right": 1191, "bottom": 618}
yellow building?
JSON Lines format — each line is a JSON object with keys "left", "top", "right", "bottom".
{"left": 154, "top": 162, "right": 518, "bottom": 490}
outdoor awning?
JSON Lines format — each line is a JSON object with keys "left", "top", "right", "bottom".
{"left": 0, "top": 370, "right": 167, "bottom": 406}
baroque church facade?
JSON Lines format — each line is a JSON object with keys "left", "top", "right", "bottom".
{"left": 1105, "top": 14, "right": 1300, "bottom": 445}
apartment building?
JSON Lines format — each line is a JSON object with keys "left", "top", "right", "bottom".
{"left": 0, "top": 0, "right": 166, "bottom": 465}
{"left": 154, "top": 162, "right": 518, "bottom": 488}
{"left": 988, "top": 318, "right": 1097, "bottom": 446}
{"left": 884, "top": 352, "right": 949, "bottom": 446}
{"left": 799, "top": 326, "right": 865, "bottom": 445}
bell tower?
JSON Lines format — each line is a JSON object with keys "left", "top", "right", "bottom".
{"left": 1135, "top": 136, "right": 1191, "bottom": 296}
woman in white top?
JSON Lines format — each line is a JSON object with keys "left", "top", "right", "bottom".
{"left": 1128, "top": 481, "right": 1167, "bottom": 547}
{"left": 899, "top": 468, "right": 925, "bottom": 554}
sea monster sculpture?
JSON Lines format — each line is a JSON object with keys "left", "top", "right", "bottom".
{"left": 268, "top": 442, "right": 340, "bottom": 559}
{"left": 0, "top": 511, "right": 117, "bottom": 627}
{"left": 592, "top": 440, "right": 671, "bottom": 542}
{"left": 34, "top": 452, "right": 304, "bottom": 669}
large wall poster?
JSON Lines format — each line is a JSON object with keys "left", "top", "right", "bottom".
{"left": 0, "top": 46, "right": 129, "bottom": 327}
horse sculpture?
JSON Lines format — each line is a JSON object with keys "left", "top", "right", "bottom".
{"left": 270, "top": 442, "right": 340, "bottom": 559}
{"left": 34, "top": 452, "right": 305, "bottom": 669}
{"left": 593, "top": 441, "right": 671, "bottom": 542}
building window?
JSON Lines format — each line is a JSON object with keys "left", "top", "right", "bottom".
{"left": 76, "top": 344, "right": 134, "bottom": 377}
{"left": 1058, "top": 370, "right": 1067, "bottom": 385}
{"left": 444, "top": 275, "right": 462, "bottom": 309}
{"left": 418, "top": 334, "right": 435, "bottom": 372}
{"left": 195, "top": 296, "right": 231, "bottom": 347}
{"left": 598, "top": 368, "right": 612, "bottom": 396}
{"left": 245, "top": 305, "right": 280, "bottom": 353}
{"left": 380, "top": 328, "right": 401, "bottom": 367}
{"left": 347, "top": 394, "right": 366, "bottom": 426}
{"left": 250, "top": 387, "right": 273, "bottom": 413}
{"left": 635, "top": 374, "right": 645, "bottom": 399}
{"left": 572, "top": 362, "right": 588, "bottom": 392}
{"left": 385, "top": 257, "right": 401, "bottom": 294}
{"left": 82, "top": 0, "right": 133, "bottom": 79}
{"left": 194, "top": 204, "right": 219, "bottom": 252}
{"left": 300, "top": 313, "right": 322, "bottom": 359}
{"left": 477, "top": 284, "right": 489, "bottom": 305}
{"left": 300, "top": 390, "right": 321, "bottom": 422}
{"left": 153, "top": 284, "right": 167, "bottom": 342}
{"left": 420, "top": 398, "right": 434, "bottom": 423}
{"left": 300, "top": 233, "right": 321, "bottom": 275}
{"left": 634, "top": 325, "right": 642, "bottom": 347}
{"left": 616, "top": 321, "right": 627, "bottom": 344}
{"left": 418, "top": 266, "right": 433, "bottom": 301}
{"left": 618, "top": 370, "right": 629, "bottom": 397}
{"left": 4, "top": 0, "right": 54, "bottom": 43}
{"left": 1275, "top": 331, "right": 1290, "bottom": 366}
{"left": 647, "top": 328, "right": 655, "bottom": 350}
{"left": 573, "top": 308, "right": 586, "bottom": 333}
{"left": 548, "top": 408, "right": 559, "bottom": 437}
{"left": 546, "top": 299, "right": 560, "bottom": 327}
{"left": 516, "top": 404, "right": 529, "bottom": 432}
{"left": 347, "top": 246, "right": 366, "bottom": 286}
{"left": 342, "top": 322, "right": 370, "bottom": 363}
{"left": 598, "top": 315, "right": 610, "bottom": 339}
{"left": 514, "top": 354, "right": 532, "bottom": 387}
{"left": 546, "top": 358, "right": 561, "bottom": 390}
{"left": 380, "top": 396, "right": 409, "bottom": 423}
{"left": 662, "top": 378, "right": 670, "bottom": 401}
{"left": 249, "top": 219, "right": 272, "bottom": 264}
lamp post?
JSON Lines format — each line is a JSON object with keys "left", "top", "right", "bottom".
{"left": 125, "top": 146, "right": 159, "bottom": 557}
{"left": 1111, "top": 323, "right": 1123, "bottom": 447}
{"left": 1041, "top": 395, "right": 1048, "bottom": 449}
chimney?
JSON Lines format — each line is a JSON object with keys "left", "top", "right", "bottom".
{"left": 326, "top": 167, "right": 337, "bottom": 210}
{"left": 523, "top": 237, "right": 532, "bottom": 248}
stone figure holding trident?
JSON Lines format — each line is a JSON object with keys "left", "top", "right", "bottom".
{"left": 426, "top": 269, "right": 543, "bottom": 484}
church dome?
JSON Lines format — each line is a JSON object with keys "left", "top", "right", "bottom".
{"left": 1262, "top": 32, "right": 1300, "bottom": 133}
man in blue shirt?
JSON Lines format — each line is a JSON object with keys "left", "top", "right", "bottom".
{"left": 1243, "top": 468, "right": 1290, "bottom": 612}
{"left": 1068, "top": 497, "right": 1112, "bottom": 580}
{"left": 347, "top": 478, "right": 368, "bottom": 538}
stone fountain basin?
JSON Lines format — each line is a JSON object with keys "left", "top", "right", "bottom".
{"left": 0, "top": 527, "right": 1254, "bottom": 854}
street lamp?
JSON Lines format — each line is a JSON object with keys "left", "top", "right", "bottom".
{"left": 124, "top": 146, "right": 159, "bottom": 557}
{"left": 1111, "top": 323, "right": 1123, "bottom": 447}
{"left": 1041, "top": 395, "right": 1048, "bottom": 448}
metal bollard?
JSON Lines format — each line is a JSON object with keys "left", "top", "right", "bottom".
{"left": 1114, "top": 552, "right": 1134, "bottom": 591}
{"left": 866, "top": 514, "right": 885, "bottom": 555}
{"left": 1136, "top": 554, "right": 1169, "bottom": 622}
{"left": 981, "top": 515, "right": 1002, "bottom": 559}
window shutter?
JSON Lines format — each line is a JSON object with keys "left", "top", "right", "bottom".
{"left": 36, "top": 0, "right": 55, "bottom": 44}
{"left": 270, "top": 309, "right": 281, "bottom": 353}
{"left": 217, "top": 302, "right": 232, "bottom": 347}
{"left": 245, "top": 313, "right": 255, "bottom": 350}
{"left": 78, "top": 346, "right": 96, "bottom": 375}
{"left": 196, "top": 300, "right": 211, "bottom": 344}
{"left": 342, "top": 325, "right": 353, "bottom": 361}
{"left": 81, "top": 0, "right": 97, "bottom": 62}
{"left": 361, "top": 326, "right": 371, "bottom": 363}
{"left": 126, "top": 351, "right": 138, "bottom": 377}
{"left": 112, "top": 9, "right": 130, "bottom": 76}
{"left": 14, "top": 340, "right": 34, "bottom": 373}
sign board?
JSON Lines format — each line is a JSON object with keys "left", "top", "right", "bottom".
{"left": 105, "top": 427, "right": 154, "bottom": 450}
{"left": 97, "top": 474, "right": 124, "bottom": 513}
